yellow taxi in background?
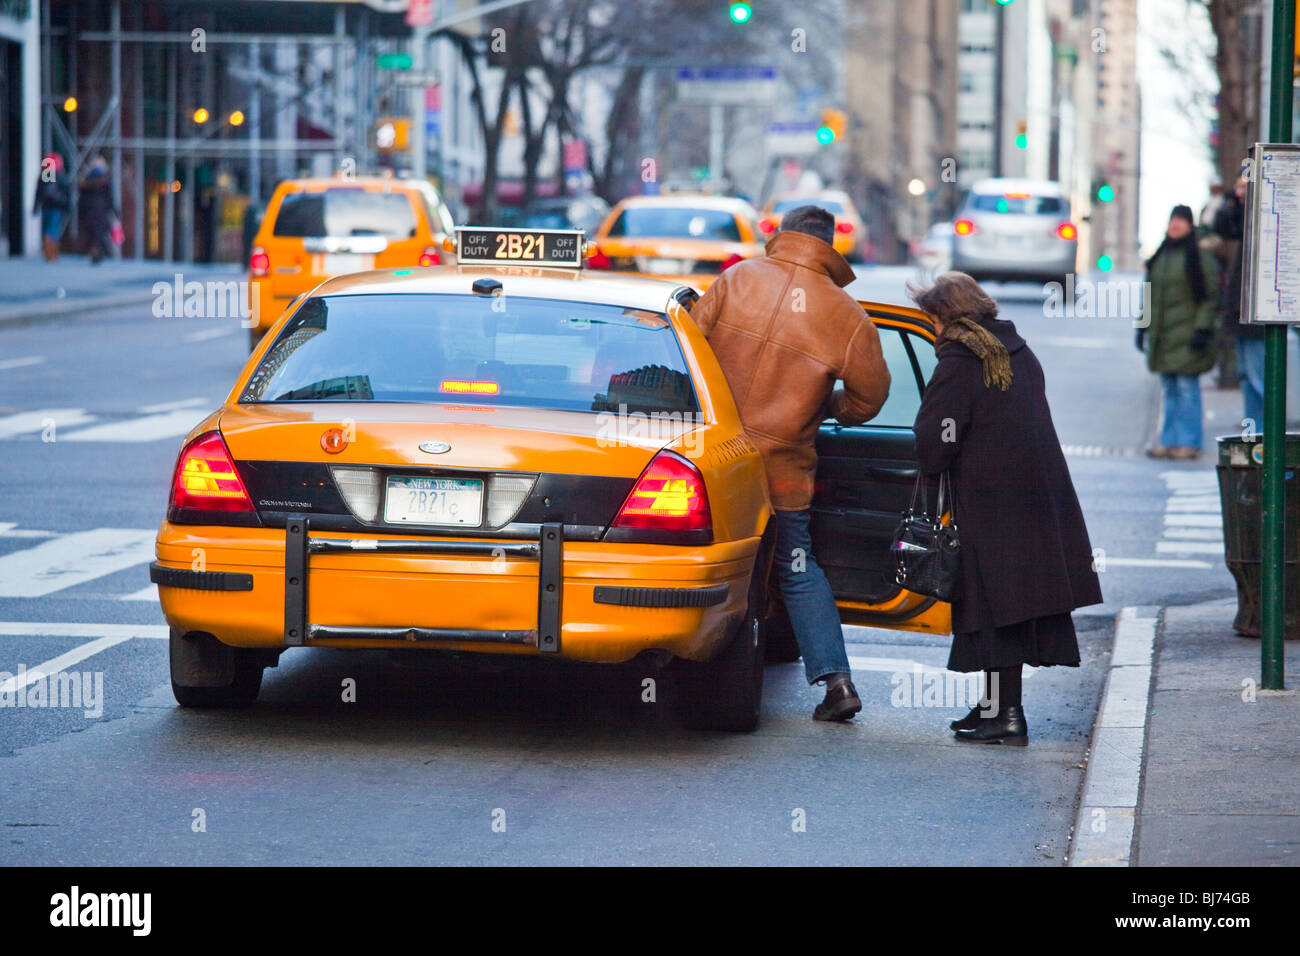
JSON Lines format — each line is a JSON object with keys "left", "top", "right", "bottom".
{"left": 760, "top": 190, "right": 867, "bottom": 261}
{"left": 155, "top": 226, "right": 947, "bottom": 732}
{"left": 246, "top": 175, "right": 457, "bottom": 349}
{"left": 587, "top": 195, "right": 765, "bottom": 288}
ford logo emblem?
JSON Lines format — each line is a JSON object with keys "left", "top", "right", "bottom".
{"left": 419, "top": 441, "right": 452, "bottom": 455}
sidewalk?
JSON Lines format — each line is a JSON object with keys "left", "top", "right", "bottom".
{"left": 0, "top": 255, "right": 242, "bottom": 326}
{"left": 1136, "top": 599, "right": 1299, "bottom": 865}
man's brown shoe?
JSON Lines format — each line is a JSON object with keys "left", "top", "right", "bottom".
{"left": 813, "top": 677, "right": 862, "bottom": 722}
{"left": 1169, "top": 446, "right": 1202, "bottom": 460}
{"left": 1145, "top": 446, "right": 1171, "bottom": 459}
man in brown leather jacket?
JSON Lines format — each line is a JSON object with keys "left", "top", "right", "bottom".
{"left": 691, "top": 205, "right": 890, "bottom": 721}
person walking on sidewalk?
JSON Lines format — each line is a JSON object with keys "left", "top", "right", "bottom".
{"left": 78, "top": 155, "right": 118, "bottom": 265}
{"left": 910, "top": 272, "right": 1103, "bottom": 746}
{"left": 690, "top": 205, "right": 891, "bottom": 722}
{"left": 1213, "top": 177, "right": 1265, "bottom": 433}
{"left": 31, "top": 154, "right": 70, "bottom": 262}
{"left": 1137, "top": 204, "right": 1220, "bottom": 460}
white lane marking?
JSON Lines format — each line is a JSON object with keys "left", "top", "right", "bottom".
{"left": 1102, "top": 557, "right": 1213, "bottom": 568}
{"left": 0, "top": 523, "right": 57, "bottom": 539}
{"left": 119, "top": 584, "right": 158, "bottom": 602}
{"left": 0, "top": 529, "right": 156, "bottom": 597}
{"left": 1161, "top": 527, "right": 1224, "bottom": 540}
{"left": 0, "top": 408, "right": 95, "bottom": 439}
{"left": 1061, "top": 445, "right": 1137, "bottom": 458}
{"left": 183, "top": 327, "right": 236, "bottom": 343}
{"left": 0, "top": 635, "right": 134, "bottom": 695}
{"left": 1163, "top": 513, "right": 1222, "bottom": 527}
{"left": 0, "top": 356, "right": 46, "bottom": 371}
{"left": 1164, "top": 496, "right": 1221, "bottom": 511}
{"left": 60, "top": 408, "right": 206, "bottom": 443}
{"left": 1069, "top": 609, "right": 1156, "bottom": 867}
{"left": 140, "top": 397, "right": 208, "bottom": 413}
{"left": 1154, "top": 540, "right": 1224, "bottom": 555}
{"left": 846, "top": 654, "right": 948, "bottom": 675}
{"left": 0, "top": 621, "right": 168, "bottom": 639}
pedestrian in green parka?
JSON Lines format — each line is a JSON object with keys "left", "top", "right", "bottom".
{"left": 1137, "top": 204, "right": 1220, "bottom": 459}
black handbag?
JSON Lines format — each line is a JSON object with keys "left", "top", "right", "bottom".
{"left": 892, "top": 471, "right": 960, "bottom": 602}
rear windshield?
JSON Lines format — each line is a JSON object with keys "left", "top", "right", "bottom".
{"left": 968, "top": 194, "right": 1065, "bottom": 215}
{"left": 272, "top": 189, "right": 418, "bottom": 238}
{"left": 606, "top": 207, "right": 741, "bottom": 241}
{"left": 240, "top": 293, "right": 699, "bottom": 415}
{"left": 772, "top": 198, "right": 844, "bottom": 216}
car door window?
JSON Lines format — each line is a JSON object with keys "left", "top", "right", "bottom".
{"left": 826, "top": 326, "right": 924, "bottom": 427}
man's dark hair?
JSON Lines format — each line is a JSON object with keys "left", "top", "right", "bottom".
{"left": 779, "top": 204, "right": 835, "bottom": 246}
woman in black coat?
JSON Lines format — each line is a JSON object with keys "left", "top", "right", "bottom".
{"left": 910, "top": 272, "right": 1103, "bottom": 745}
{"left": 78, "top": 155, "right": 118, "bottom": 264}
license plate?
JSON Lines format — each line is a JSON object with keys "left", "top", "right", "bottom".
{"left": 323, "top": 253, "right": 372, "bottom": 274}
{"left": 384, "top": 476, "right": 483, "bottom": 526}
{"left": 641, "top": 257, "right": 689, "bottom": 274}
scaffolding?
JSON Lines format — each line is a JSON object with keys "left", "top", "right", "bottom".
{"left": 41, "top": 0, "right": 417, "bottom": 263}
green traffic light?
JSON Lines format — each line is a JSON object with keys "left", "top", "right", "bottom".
{"left": 816, "top": 125, "right": 835, "bottom": 144}
{"left": 376, "top": 52, "right": 413, "bottom": 70}
{"left": 729, "top": 2, "right": 752, "bottom": 23}
{"left": 1015, "top": 133, "right": 1028, "bottom": 149}
{"left": 1097, "top": 183, "right": 1115, "bottom": 202}
{"left": 1097, "top": 254, "right": 1114, "bottom": 271}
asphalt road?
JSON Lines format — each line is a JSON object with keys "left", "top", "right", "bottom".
{"left": 0, "top": 268, "right": 1239, "bottom": 864}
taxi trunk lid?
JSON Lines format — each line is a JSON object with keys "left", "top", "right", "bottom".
{"left": 218, "top": 403, "right": 701, "bottom": 537}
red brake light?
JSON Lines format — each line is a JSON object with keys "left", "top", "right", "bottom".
{"left": 954, "top": 219, "right": 975, "bottom": 236}
{"left": 249, "top": 247, "right": 270, "bottom": 276}
{"left": 759, "top": 219, "right": 776, "bottom": 234}
{"left": 1056, "top": 222, "right": 1077, "bottom": 241}
{"left": 419, "top": 246, "right": 441, "bottom": 266}
{"left": 586, "top": 245, "right": 611, "bottom": 269}
{"left": 171, "top": 431, "right": 254, "bottom": 513}
{"left": 835, "top": 221, "right": 854, "bottom": 234}
{"left": 720, "top": 253, "right": 744, "bottom": 271}
{"left": 612, "top": 451, "right": 711, "bottom": 532}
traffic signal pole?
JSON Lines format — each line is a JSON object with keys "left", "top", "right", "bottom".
{"left": 1261, "top": 0, "right": 1295, "bottom": 690}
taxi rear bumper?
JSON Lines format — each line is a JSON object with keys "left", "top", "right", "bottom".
{"left": 153, "top": 518, "right": 757, "bottom": 664}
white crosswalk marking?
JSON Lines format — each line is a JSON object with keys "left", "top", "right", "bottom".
{"left": 0, "top": 355, "right": 46, "bottom": 371}
{"left": 60, "top": 408, "right": 206, "bottom": 443}
{"left": 0, "top": 529, "right": 156, "bottom": 597}
{"left": 1155, "top": 471, "right": 1222, "bottom": 560}
{"left": 0, "top": 408, "right": 95, "bottom": 439}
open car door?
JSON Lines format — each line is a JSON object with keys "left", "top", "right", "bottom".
{"left": 766, "top": 300, "right": 951, "bottom": 662}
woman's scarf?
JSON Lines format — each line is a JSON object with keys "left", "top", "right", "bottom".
{"left": 937, "top": 316, "right": 1012, "bottom": 391}
{"left": 1145, "top": 233, "right": 1209, "bottom": 304}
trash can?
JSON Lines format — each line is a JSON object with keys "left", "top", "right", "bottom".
{"left": 1216, "top": 434, "right": 1300, "bottom": 639}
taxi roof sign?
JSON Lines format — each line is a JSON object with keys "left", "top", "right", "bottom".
{"left": 454, "top": 226, "right": 586, "bottom": 268}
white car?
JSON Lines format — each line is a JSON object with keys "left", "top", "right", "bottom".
{"left": 950, "top": 178, "right": 1078, "bottom": 285}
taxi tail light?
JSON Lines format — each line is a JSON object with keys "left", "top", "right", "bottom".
{"left": 954, "top": 219, "right": 976, "bottom": 236}
{"left": 418, "top": 246, "right": 441, "bottom": 266}
{"left": 611, "top": 450, "right": 711, "bottom": 534}
{"left": 759, "top": 219, "right": 776, "bottom": 234}
{"left": 1056, "top": 222, "right": 1078, "bottom": 241}
{"left": 835, "top": 221, "right": 855, "bottom": 234}
{"left": 720, "top": 253, "right": 744, "bottom": 271}
{"left": 171, "top": 431, "right": 254, "bottom": 514}
{"left": 586, "top": 245, "right": 611, "bottom": 269}
{"left": 249, "top": 246, "right": 270, "bottom": 276}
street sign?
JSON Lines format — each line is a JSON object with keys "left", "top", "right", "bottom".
{"left": 764, "top": 121, "right": 819, "bottom": 157}
{"left": 1243, "top": 142, "right": 1300, "bottom": 324}
{"left": 675, "top": 66, "right": 776, "bottom": 105}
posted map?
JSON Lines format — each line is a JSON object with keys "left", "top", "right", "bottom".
{"left": 1251, "top": 145, "right": 1300, "bottom": 324}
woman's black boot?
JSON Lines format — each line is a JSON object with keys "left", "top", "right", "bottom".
{"left": 949, "top": 704, "right": 983, "bottom": 731}
{"left": 953, "top": 705, "right": 1028, "bottom": 746}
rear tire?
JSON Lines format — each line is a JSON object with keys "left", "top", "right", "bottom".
{"left": 678, "top": 539, "right": 770, "bottom": 732}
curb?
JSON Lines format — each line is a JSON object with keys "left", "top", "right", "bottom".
{"left": 0, "top": 290, "right": 159, "bottom": 328}
{"left": 1066, "top": 605, "right": 1159, "bottom": 867}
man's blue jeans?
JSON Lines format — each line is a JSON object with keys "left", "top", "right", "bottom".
{"left": 773, "top": 508, "right": 851, "bottom": 685}
{"left": 1159, "top": 373, "right": 1203, "bottom": 450}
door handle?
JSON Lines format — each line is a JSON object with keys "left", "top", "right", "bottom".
{"left": 865, "top": 466, "right": 919, "bottom": 483}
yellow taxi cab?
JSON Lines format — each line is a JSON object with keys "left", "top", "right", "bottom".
{"left": 154, "top": 225, "right": 948, "bottom": 732}
{"left": 760, "top": 190, "right": 867, "bottom": 260}
{"left": 587, "top": 195, "right": 765, "bottom": 288}
{"left": 246, "top": 175, "right": 457, "bottom": 349}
